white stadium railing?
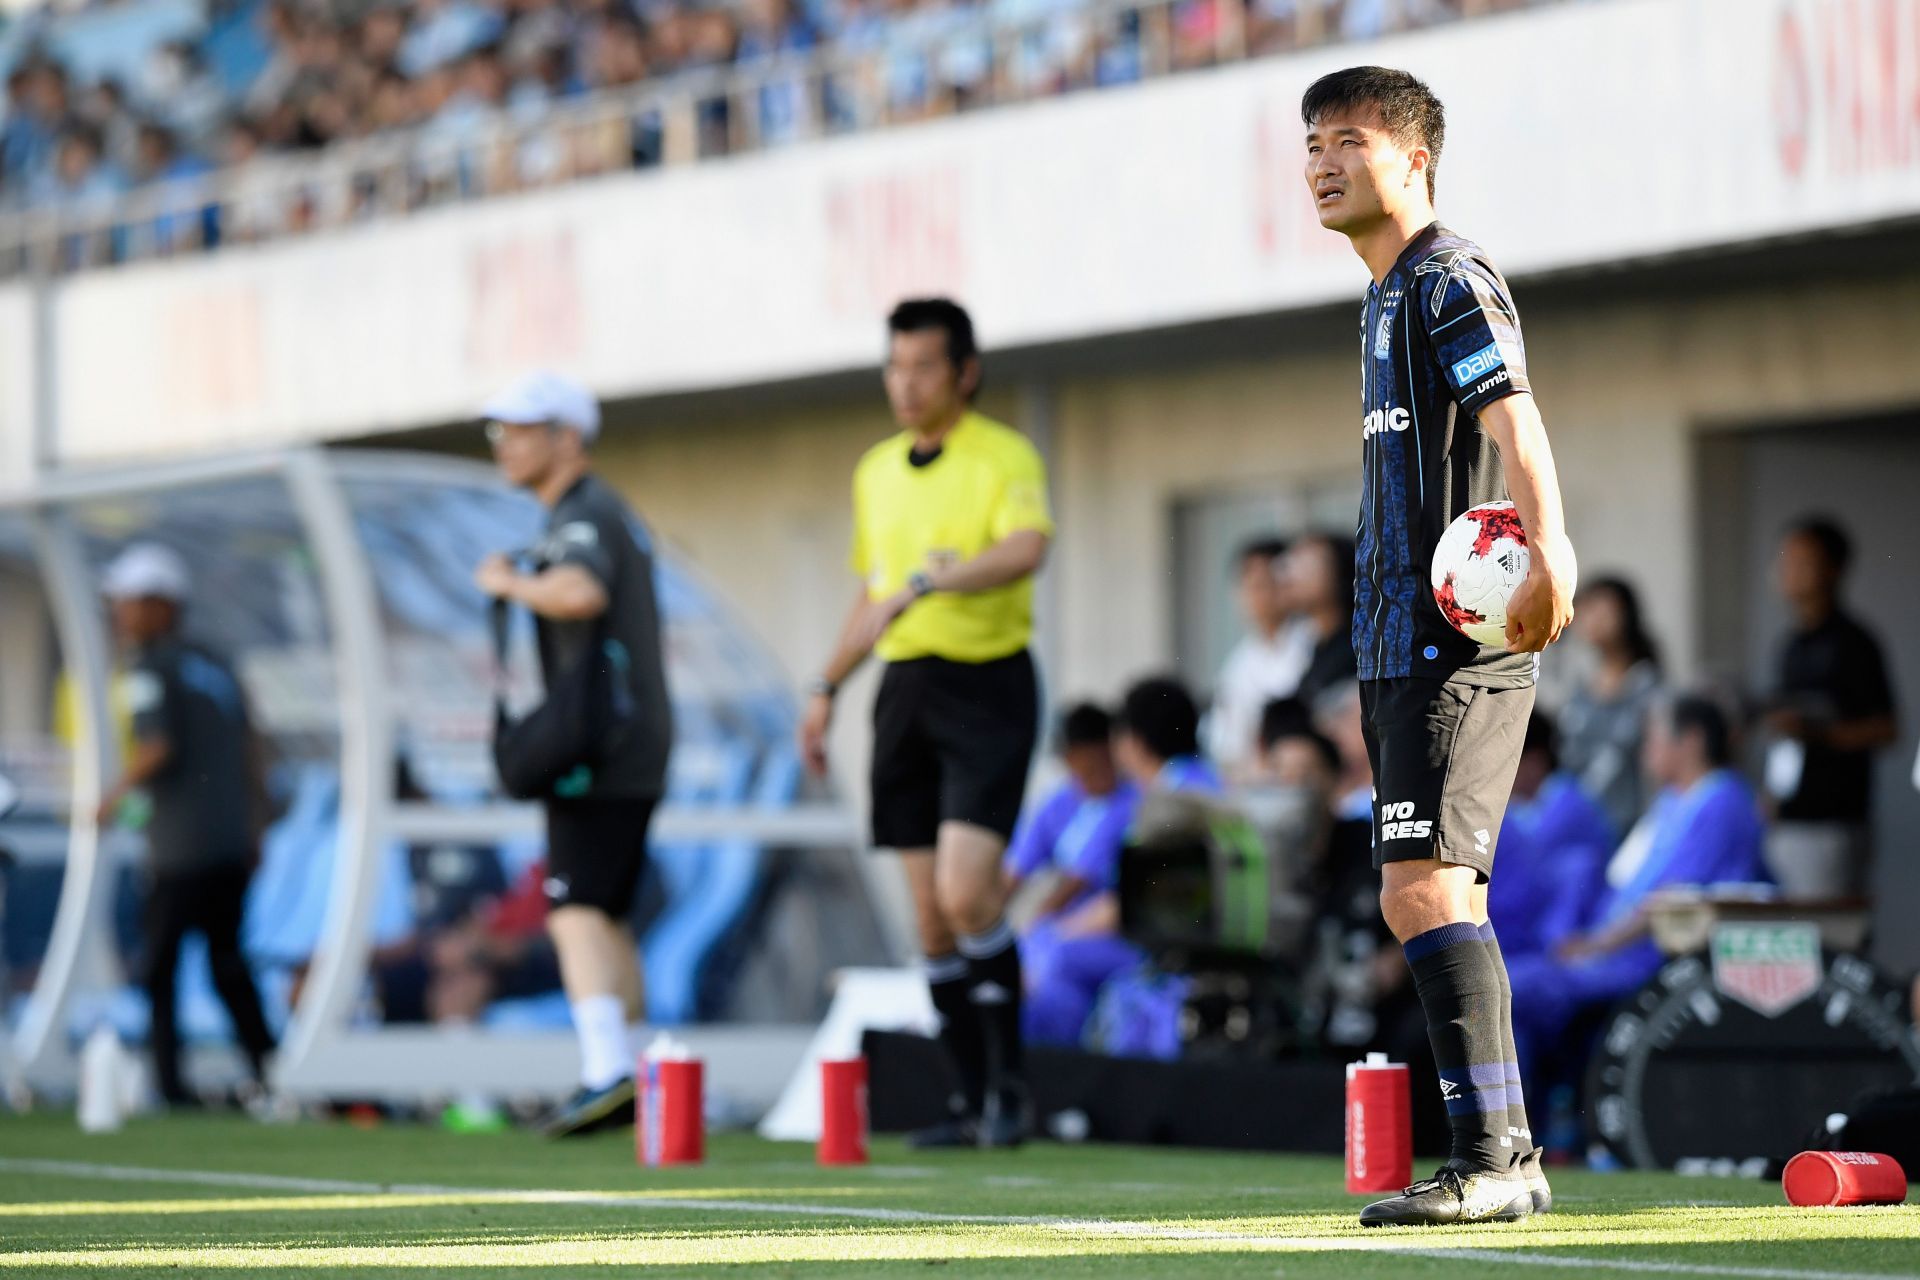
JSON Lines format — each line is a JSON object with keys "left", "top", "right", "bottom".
{"left": 0, "top": 0, "right": 1547, "bottom": 276}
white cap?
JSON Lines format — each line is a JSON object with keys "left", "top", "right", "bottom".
{"left": 101, "top": 542, "right": 191, "bottom": 602}
{"left": 480, "top": 371, "right": 601, "bottom": 442}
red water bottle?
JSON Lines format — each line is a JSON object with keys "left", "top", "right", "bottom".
{"left": 637, "top": 1055, "right": 704, "bottom": 1167}
{"left": 1782, "top": 1151, "right": 1908, "bottom": 1206}
{"left": 818, "top": 1057, "right": 869, "bottom": 1166}
{"left": 1346, "top": 1053, "right": 1412, "bottom": 1194}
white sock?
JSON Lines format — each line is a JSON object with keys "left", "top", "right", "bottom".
{"left": 571, "top": 995, "right": 632, "bottom": 1090}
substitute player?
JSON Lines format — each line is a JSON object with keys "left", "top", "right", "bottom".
{"left": 800, "top": 298, "right": 1051, "bottom": 1148}
{"left": 1302, "top": 67, "right": 1576, "bottom": 1225}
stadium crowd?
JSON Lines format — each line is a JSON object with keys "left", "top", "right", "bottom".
{"left": 2, "top": 0, "right": 1547, "bottom": 262}
{"left": 1002, "top": 515, "right": 1901, "bottom": 1155}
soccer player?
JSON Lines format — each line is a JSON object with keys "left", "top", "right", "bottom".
{"left": 475, "top": 371, "right": 675, "bottom": 1137}
{"left": 1302, "top": 67, "right": 1577, "bottom": 1225}
{"left": 800, "top": 298, "right": 1051, "bottom": 1147}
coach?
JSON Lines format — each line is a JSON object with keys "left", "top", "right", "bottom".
{"left": 800, "top": 298, "right": 1051, "bottom": 1149}
{"left": 475, "top": 371, "right": 674, "bottom": 1138}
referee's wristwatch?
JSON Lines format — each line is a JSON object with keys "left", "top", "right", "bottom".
{"left": 807, "top": 677, "right": 838, "bottom": 701}
{"left": 907, "top": 570, "right": 936, "bottom": 599}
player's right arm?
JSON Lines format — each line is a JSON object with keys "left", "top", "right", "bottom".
{"left": 1480, "top": 393, "right": 1576, "bottom": 653}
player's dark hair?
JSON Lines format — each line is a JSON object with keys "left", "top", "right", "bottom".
{"left": 1235, "top": 536, "right": 1289, "bottom": 572}
{"left": 1300, "top": 65, "right": 1445, "bottom": 202}
{"left": 1116, "top": 675, "right": 1200, "bottom": 763}
{"left": 1522, "top": 709, "right": 1559, "bottom": 773}
{"left": 1667, "top": 694, "right": 1733, "bottom": 768}
{"left": 1058, "top": 702, "right": 1113, "bottom": 750}
{"left": 1786, "top": 514, "right": 1853, "bottom": 577}
{"left": 888, "top": 298, "right": 981, "bottom": 399}
{"left": 1579, "top": 576, "right": 1660, "bottom": 670}
{"left": 1257, "top": 697, "right": 1312, "bottom": 752}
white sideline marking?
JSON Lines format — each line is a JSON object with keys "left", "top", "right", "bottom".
{"left": 0, "top": 1158, "right": 1908, "bottom": 1280}
{"left": 1399, "top": 1249, "right": 1919, "bottom": 1280}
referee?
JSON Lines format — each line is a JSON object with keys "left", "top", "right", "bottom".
{"left": 800, "top": 298, "right": 1051, "bottom": 1149}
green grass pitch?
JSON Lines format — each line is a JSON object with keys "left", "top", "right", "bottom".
{"left": 0, "top": 1112, "right": 1915, "bottom": 1277}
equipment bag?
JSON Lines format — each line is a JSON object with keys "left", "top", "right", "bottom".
{"left": 489, "top": 594, "right": 634, "bottom": 800}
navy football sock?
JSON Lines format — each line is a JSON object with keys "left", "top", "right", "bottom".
{"left": 1404, "top": 922, "right": 1513, "bottom": 1171}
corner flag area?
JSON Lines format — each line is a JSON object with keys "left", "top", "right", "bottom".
{"left": 0, "top": 1116, "right": 1913, "bottom": 1278}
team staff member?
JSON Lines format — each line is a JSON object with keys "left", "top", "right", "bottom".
{"left": 96, "top": 543, "right": 276, "bottom": 1108}
{"left": 1305, "top": 67, "right": 1576, "bottom": 1225}
{"left": 801, "top": 298, "right": 1051, "bottom": 1149}
{"left": 475, "top": 371, "right": 674, "bottom": 1138}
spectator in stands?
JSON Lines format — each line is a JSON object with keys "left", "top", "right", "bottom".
{"left": 131, "top": 123, "right": 216, "bottom": 254}
{"left": 1506, "top": 694, "right": 1768, "bottom": 1087}
{"left": 1558, "top": 576, "right": 1663, "bottom": 837}
{"left": 1005, "top": 703, "right": 1143, "bottom": 1046}
{"left": 736, "top": 0, "right": 819, "bottom": 144}
{"left": 1763, "top": 515, "right": 1899, "bottom": 899}
{"left": 1284, "top": 531, "right": 1358, "bottom": 708}
{"left": 139, "top": 42, "right": 227, "bottom": 150}
{"left": 96, "top": 543, "right": 278, "bottom": 1108}
{"left": 1205, "top": 537, "right": 1311, "bottom": 780}
{"left": 1485, "top": 710, "right": 1614, "bottom": 961}
{"left": 2, "top": 61, "right": 66, "bottom": 201}
{"left": 1115, "top": 675, "right": 1222, "bottom": 796}
{"left": 35, "top": 124, "right": 125, "bottom": 267}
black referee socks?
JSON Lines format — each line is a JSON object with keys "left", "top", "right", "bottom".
{"left": 958, "top": 919, "right": 1026, "bottom": 1107}
{"left": 924, "top": 952, "right": 986, "bottom": 1116}
{"left": 1479, "top": 922, "right": 1532, "bottom": 1152}
{"left": 1403, "top": 922, "right": 1514, "bottom": 1171}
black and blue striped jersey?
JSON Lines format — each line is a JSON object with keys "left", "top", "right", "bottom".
{"left": 1352, "top": 221, "right": 1536, "bottom": 688}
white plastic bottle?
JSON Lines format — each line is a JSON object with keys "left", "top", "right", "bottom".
{"left": 77, "top": 1025, "right": 128, "bottom": 1133}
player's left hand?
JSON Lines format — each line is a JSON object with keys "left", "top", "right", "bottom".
{"left": 474, "top": 553, "right": 520, "bottom": 600}
{"left": 1505, "top": 537, "right": 1576, "bottom": 653}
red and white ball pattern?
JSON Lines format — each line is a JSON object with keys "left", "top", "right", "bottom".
{"left": 1431, "top": 500, "right": 1530, "bottom": 648}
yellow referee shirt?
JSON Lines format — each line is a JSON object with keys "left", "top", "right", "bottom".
{"left": 851, "top": 411, "right": 1053, "bottom": 664}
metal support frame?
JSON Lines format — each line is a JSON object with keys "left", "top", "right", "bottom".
{"left": 11, "top": 510, "right": 118, "bottom": 1074}
{"left": 273, "top": 450, "right": 395, "bottom": 1081}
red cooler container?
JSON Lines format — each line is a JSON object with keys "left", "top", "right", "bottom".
{"left": 1346, "top": 1052, "right": 1412, "bottom": 1195}
{"left": 637, "top": 1057, "right": 704, "bottom": 1167}
{"left": 1782, "top": 1151, "right": 1907, "bottom": 1206}
{"left": 818, "top": 1057, "right": 869, "bottom": 1166}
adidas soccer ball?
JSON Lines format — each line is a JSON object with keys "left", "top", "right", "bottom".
{"left": 1431, "top": 501, "right": 1530, "bottom": 647}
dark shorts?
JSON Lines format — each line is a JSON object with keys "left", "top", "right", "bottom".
{"left": 871, "top": 650, "right": 1039, "bottom": 850}
{"left": 545, "top": 793, "right": 657, "bottom": 917}
{"left": 1361, "top": 676, "right": 1534, "bottom": 881}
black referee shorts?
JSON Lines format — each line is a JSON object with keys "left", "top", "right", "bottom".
{"left": 1362, "top": 676, "right": 1534, "bottom": 881}
{"left": 870, "top": 650, "right": 1039, "bottom": 851}
{"left": 544, "top": 793, "right": 657, "bottom": 918}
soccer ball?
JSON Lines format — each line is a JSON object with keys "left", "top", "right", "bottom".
{"left": 1430, "top": 501, "right": 1530, "bottom": 647}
